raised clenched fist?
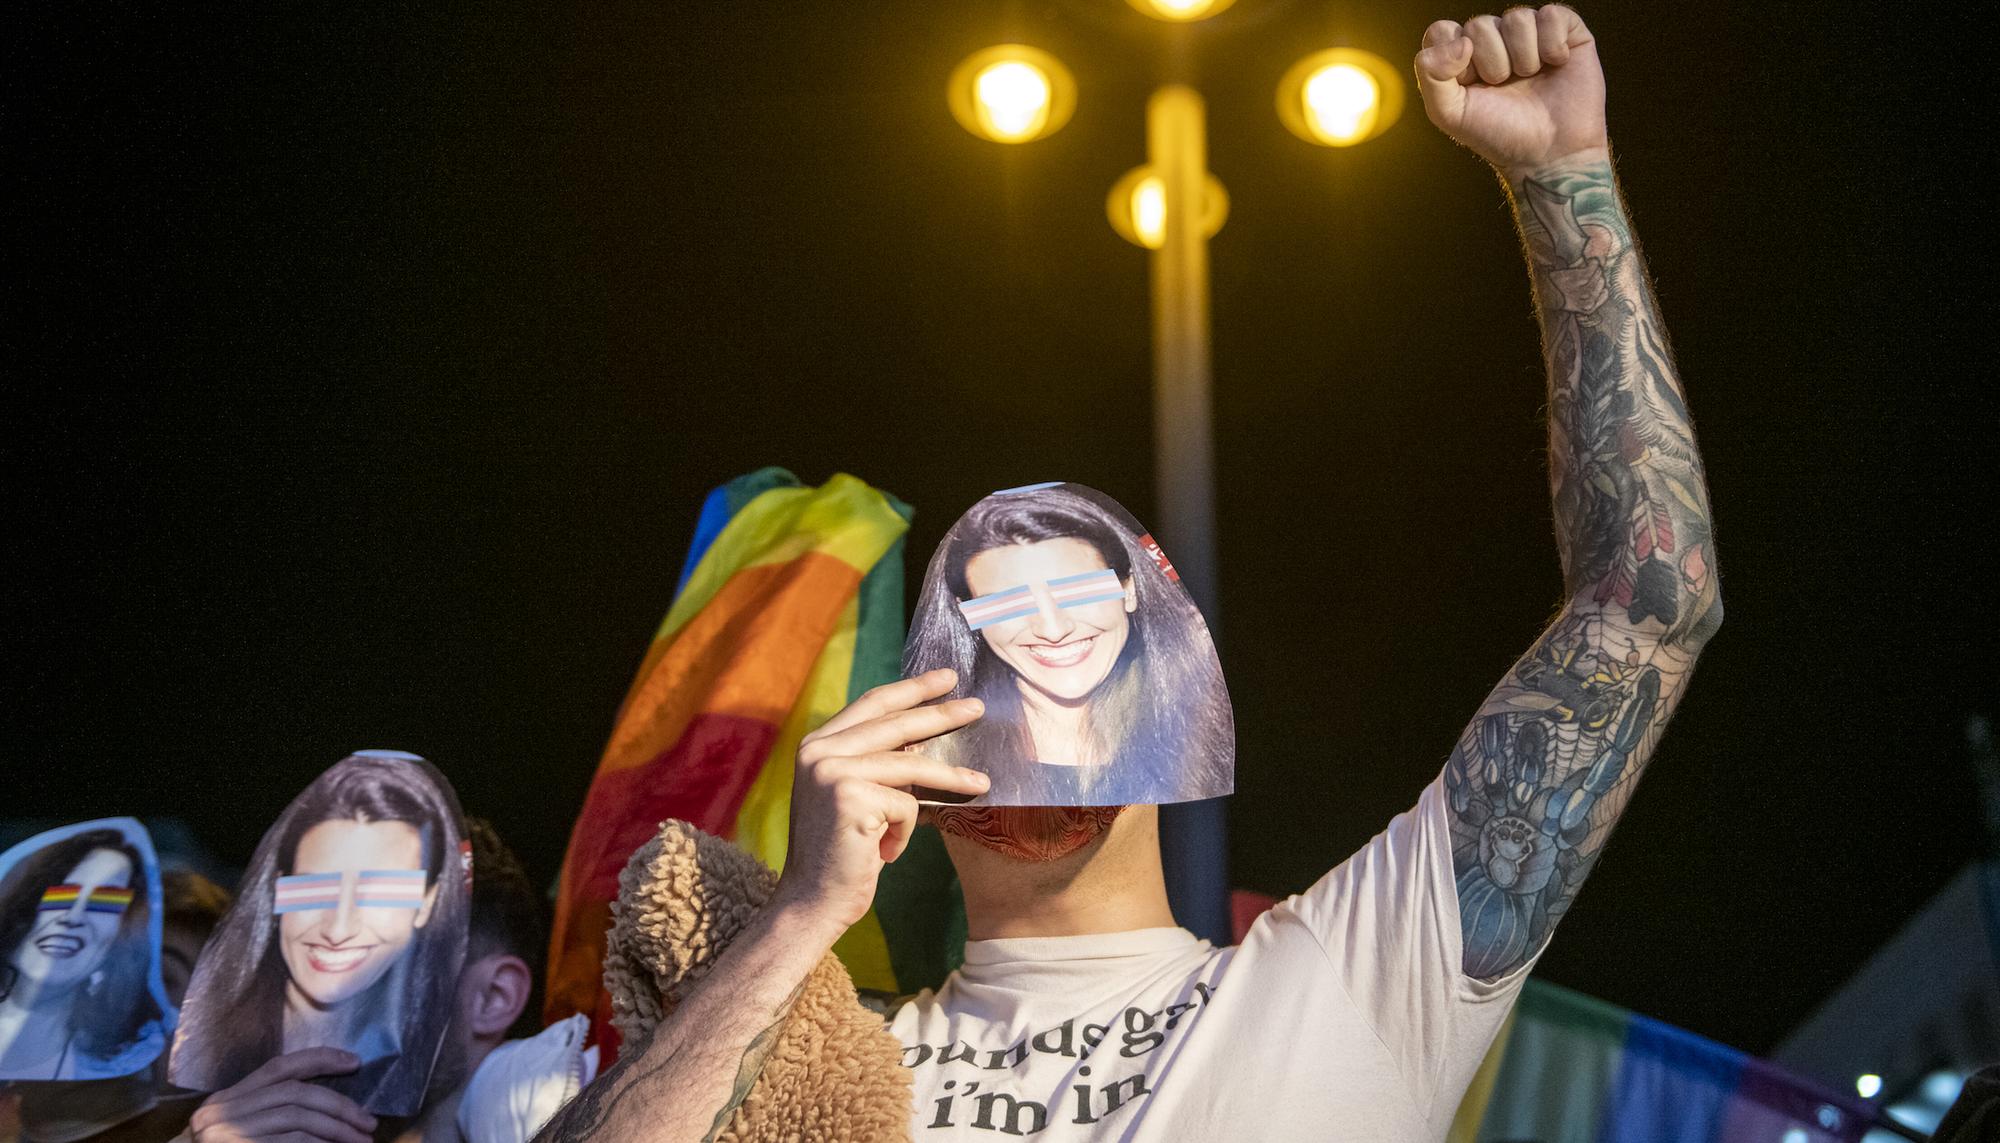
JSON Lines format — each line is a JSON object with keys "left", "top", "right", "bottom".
{"left": 1414, "top": 5, "right": 1608, "bottom": 175}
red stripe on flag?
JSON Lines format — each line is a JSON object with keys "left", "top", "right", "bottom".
{"left": 569, "top": 712, "right": 782, "bottom": 901}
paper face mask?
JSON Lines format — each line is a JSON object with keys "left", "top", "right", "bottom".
{"left": 903, "top": 482, "right": 1235, "bottom": 806}
{"left": 0, "top": 818, "right": 173, "bottom": 1082}
{"left": 169, "top": 750, "right": 470, "bottom": 1116}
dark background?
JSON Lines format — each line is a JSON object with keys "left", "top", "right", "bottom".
{"left": 6, "top": 1, "right": 1990, "bottom": 1055}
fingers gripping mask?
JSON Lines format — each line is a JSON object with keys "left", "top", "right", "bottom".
{"left": 903, "top": 482, "right": 1235, "bottom": 807}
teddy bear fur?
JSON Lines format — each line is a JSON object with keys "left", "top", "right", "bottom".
{"left": 602, "top": 819, "right": 913, "bottom": 1142}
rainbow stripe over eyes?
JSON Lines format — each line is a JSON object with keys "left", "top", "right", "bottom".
{"left": 274, "top": 869, "right": 429, "bottom": 913}
{"left": 38, "top": 885, "right": 134, "bottom": 915}
{"left": 957, "top": 569, "right": 1124, "bottom": 631}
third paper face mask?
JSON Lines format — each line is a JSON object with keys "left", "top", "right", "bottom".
{"left": 0, "top": 818, "right": 172, "bottom": 1084}
{"left": 903, "top": 482, "right": 1234, "bottom": 806}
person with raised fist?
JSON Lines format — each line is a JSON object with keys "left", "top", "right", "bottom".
{"left": 541, "top": 8, "right": 1721, "bottom": 1139}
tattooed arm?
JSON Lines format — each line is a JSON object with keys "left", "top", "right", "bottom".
{"left": 1415, "top": 6, "right": 1722, "bottom": 980}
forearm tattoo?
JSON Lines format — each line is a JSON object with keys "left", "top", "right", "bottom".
{"left": 1445, "top": 160, "right": 1721, "bottom": 981}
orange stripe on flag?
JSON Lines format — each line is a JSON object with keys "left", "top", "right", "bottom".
{"left": 599, "top": 554, "right": 861, "bottom": 776}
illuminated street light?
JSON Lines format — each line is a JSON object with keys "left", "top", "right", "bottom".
{"left": 947, "top": 45, "right": 1077, "bottom": 144}
{"left": 1126, "top": 0, "right": 1237, "bottom": 21}
{"left": 1107, "top": 165, "right": 1228, "bottom": 250}
{"left": 1277, "top": 48, "right": 1405, "bottom": 147}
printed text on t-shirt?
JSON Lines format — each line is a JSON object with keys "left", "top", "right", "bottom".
{"left": 902, "top": 982, "right": 1217, "bottom": 1134}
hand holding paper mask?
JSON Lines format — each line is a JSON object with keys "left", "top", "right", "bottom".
{"left": 904, "top": 482, "right": 1235, "bottom": 806}
{"left": 185, "top": 1047, "right": 379, "bottom": 1143}
{"left": 170, "top": 750, "right": 470, "bottom": 1117}
{"left": 0, "top": 818, "right": 172, "bottom": 1083}
{"left": 778, "top": 669, "right": 991, "bottom": 935}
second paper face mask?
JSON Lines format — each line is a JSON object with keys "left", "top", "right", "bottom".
{"left": 169, "top": 750, "right": 470, "bottom": 1116}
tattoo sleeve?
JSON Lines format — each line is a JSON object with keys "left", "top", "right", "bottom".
{"left": 1444, "top": 157, "right": 1722, "bottom": 981}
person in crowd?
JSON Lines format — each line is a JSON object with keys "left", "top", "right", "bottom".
{"left": 535, "top": 6, "right": 1725, "bottom": 1140}
{"left": 184, "top": 817, "right": 574, "bottom": 1143}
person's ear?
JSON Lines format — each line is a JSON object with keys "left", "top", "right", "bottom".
{"left": 413, "top": 880, "right": 439, "bottom": 929}
{"left": 466, "top": 953, "right": 532, "bottom": 1038}
{"left": 1123, "top": 577, "right": 1137, "bottom": 613}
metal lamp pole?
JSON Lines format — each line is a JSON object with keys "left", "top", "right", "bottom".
{"left": 1145, "top": 85, "right": 1230, "bottom": 944}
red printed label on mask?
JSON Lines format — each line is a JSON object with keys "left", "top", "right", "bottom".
{"left": 1137, "top": 533, "right": 1179, "bottom": 582}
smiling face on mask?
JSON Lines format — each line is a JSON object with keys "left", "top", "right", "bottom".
{"left": 276, "top": 819, "right": 437, "bottom": 1011}
{"left": 9, "top": 849, "right": 134, "bottom": 992}
{"left": 962, "top": 538, "right": 1137, "bottom": 707}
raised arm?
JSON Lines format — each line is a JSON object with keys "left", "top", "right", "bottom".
{"left": 1415, "top": 6, "right": 1723, "bottom": 981}
{"left": 535, "top": 672, "right": 989, "bottom": 1142}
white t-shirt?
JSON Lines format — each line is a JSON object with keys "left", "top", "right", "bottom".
{"left": 889, "top": 780, "right": 1536, "bottom": 1141}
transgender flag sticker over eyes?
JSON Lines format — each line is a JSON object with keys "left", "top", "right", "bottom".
{"left": 274, "top": 870, "right": 428, "bottom": 913}
{"left": 273, "top": 873, "right": 343, "bottom": 914}
{"left": 957, "top": 568, "right": 1124, "bottom": 630}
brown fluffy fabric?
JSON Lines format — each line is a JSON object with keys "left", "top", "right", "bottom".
{"left": 603, "top": 820, "right": 912, "bottom": 1142}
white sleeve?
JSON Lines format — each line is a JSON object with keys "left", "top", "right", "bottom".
{"left": 1255, "top": 778, "right": 1537, "bottom": 1123}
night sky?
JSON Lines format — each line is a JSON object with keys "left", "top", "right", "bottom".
{"left": 8, "top": 1, "right": 1991, "bottom": 1056}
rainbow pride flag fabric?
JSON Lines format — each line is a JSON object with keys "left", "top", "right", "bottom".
{"left": 1450, "top": 979, "right": 1877, "bottom": 1142}
{"left": 546, "top": 469, "right": 966, "bottom": 1060}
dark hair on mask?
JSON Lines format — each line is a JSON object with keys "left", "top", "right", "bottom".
{"left": 464, "top": 817, "right": 546, "bottom": 1039}
{"left": 0, "top": 827, "right": 162, "bottom": 1061}
{"left": 172, "top": 753, "right": 468, "bottom": 1110}
{"left": 903, "top": 483, "right": 1232, "bottom": 804}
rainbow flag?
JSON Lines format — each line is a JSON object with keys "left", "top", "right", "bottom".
{"left": 1450, "top": 979, "right": 1878, "bottom": 1142}
{"left": 546, "top": 469, "right": 965, "bottom": 1060}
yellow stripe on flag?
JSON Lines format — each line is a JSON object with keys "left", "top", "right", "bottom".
{"left": 731, "top": 593, "right": 900, "bottom": 993}
{"left": 733, "top": 596, "right": 858, "bottom": 870}
{"left": 833, "top": 911, "right": 898, "bottom": 994}
{"left": 658, "top": 475, "right": 906, "bottom": 643}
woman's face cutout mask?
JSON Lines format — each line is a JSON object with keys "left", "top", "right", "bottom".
{"left": 169, "top": 750, "right": 469, "bottom": 1117}
{"left": 903, "top": 482, "right": 1234, "bottom": 807}
{"left": 0, "top": 817, "right": 173, "bottom": 1083}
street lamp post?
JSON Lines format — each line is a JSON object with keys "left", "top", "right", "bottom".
{"left": 1146, "top": 85, "right": 1216, "bottom": 625}
{"left": 1143, "top": 85, "right": 1232, "bottom": 944}
{"left": 948, "top": 8, "right": 1403, "bottom": 945}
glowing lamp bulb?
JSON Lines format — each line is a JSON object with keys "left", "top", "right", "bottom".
{"left": 1855, "top": 1074, "right": 1882, "bottom": 1099}
{"left": 1131, "top": 176, "right": 1167, "bottom": 250}
{"left": 1106, "top": 165, "right": 1228, "bottom": 250}
{"left": 1303, "top": 63, "right": 1380, "bottom": 145}
{"left": 973, "top": 61, "right": 1052, "bottom": 143}
{"left": 1137, "top": 0, "right": 1220, "bottom": 19}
